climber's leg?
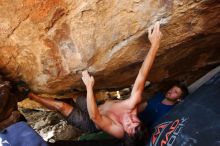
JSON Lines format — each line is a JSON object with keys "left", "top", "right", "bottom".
{"left": 28, "top": 93, "right": 73, "bottom": 117}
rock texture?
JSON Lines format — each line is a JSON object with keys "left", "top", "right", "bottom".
{"left": 19, "top": 108, "right": 83, "bottom": 141}
{"left": 0, "top": 0, "right": 220, "bottom": 94}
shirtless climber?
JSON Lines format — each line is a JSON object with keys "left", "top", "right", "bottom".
{"left": 23, "top": 22, "right": 162, "bottom": 141}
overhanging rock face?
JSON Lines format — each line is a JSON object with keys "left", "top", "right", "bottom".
{"left": 0, "top": 0, "right": 219, "bottom": 94}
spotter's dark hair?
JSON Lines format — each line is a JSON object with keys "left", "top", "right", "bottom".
{"left": 172, "top": 82, "right": 189, "bottom": 99}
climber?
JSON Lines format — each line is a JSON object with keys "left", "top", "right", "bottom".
{"left": 0, "top": 79, "right": 123, "bottom": 146}
{"left": 21, "top": 21, "right": 162, "bottom": 145}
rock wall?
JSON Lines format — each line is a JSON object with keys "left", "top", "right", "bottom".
{"left": 0, "top": 0, "right": 219, "bottom": 94}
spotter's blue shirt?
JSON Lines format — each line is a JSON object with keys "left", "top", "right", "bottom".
{"left": 138, "top": 92, "right": 175, "bottom": 129}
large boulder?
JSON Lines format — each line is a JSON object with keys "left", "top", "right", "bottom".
{"left": 0, "top": 0, "right": 219, "bottom": 94}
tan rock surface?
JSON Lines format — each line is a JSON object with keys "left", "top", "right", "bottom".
{"left": 0, "top": 0, "right": 219, "bottom": 94}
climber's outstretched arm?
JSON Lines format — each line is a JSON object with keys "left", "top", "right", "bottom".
{"left": 82, "top": 70, "right": 124, "bottom": 138}
{"left": 127, "top": 22, "right": 163, "bottom": 109}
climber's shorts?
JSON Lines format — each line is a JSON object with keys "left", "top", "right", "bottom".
{"left": 66, "top": 96, "right": 98, "bottom": 133}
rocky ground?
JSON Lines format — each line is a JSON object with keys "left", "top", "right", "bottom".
{"left": 19, "top": 108, "right": 83, "bottom": 142}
